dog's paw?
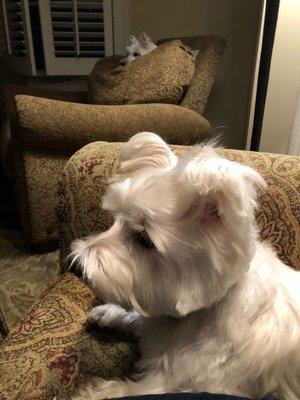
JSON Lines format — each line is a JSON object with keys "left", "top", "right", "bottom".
{"left": 87, "top": 304, "right": 127, "bottom": 329}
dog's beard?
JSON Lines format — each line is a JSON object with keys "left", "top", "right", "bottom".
{"left": 71, "top": 216, "right": 256, "bottom": 318}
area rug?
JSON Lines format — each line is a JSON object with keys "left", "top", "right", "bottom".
{"left": 0, "top": 227, "right": 60, "bottom": 336}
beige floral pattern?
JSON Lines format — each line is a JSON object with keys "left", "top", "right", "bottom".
{"left": 58, "top": 142, "right": 120, "bottom": 268}
{"left": 0, "top": 273, "right": 138, "bottom": 400}
{"left": 218, "top": 149, "right": 300, "bottom": 270}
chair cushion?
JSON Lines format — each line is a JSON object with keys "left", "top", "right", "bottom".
{"left": 88, "top": 40, "right": 195, "bottom": 105}
{"left": 0, "top": 273, "right": 138, "bottom": 400}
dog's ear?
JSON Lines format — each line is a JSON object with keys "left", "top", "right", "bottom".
{"left": 179, "top": 147, "right": 266, "bottom": 224}
{"left": 139, "top": 31, "right": 152, "bottom": 45}
{"left": 129, "top": 34, "right": 139, "bottom": 46}
{"left": 119, "top": 132, "right": 177, "bottom": 175}
{"left": 175, "top": 152, "right": 266, "bottom": 317}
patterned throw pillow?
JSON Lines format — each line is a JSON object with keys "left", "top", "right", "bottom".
{"left": 88, "top": 40, "right": 195, "bottom": 106}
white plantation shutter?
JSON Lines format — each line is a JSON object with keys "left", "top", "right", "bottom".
{"left": 0, "top": 0, "right": 36, "bottom": 74}
{"left": 51, "top": 0, "right": 105, "bottom": 58}
{"left": 4, "top": 0, "right": 26, "bottom": 56}
{"left": 39, "top": 0, "right": 113, "bottom": 75}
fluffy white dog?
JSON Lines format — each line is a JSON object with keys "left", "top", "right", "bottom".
{"left": 121, "top": 32, "right": 157, "bottom": 65}
{"left": 71, "top": 132, "right": 300, "bottom": 400}
{"left": 121, "top": 32, "right": 198, "bottom": 66}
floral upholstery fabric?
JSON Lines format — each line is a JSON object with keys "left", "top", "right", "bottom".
{"left": 12, "top": 95, "right": 210, "bottom": 245}
{"left": 58, "top": 142, "right": 121, "bottom": 268}
{"left": 0, "top": 273, "right": 138, "bottom": 400}
{"left": 12, "top": 145, "right": 72, "bottom": 244}
{"left": 0, "top": 227, "right": 60, "bottom": 336}
{"left": 59, "top": 143, "right": 300, "bottom": 271}
{"left": 219, "top": 149, "right": 300, "bottom": 270}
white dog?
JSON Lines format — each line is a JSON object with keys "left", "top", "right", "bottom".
{"left": 121, "top": 32, "right": 198, "bottom": 66}
{"left": 121, "top": 32, "right": 157, "bottom": 65}
{"left": 71, "top": 132, "right": 300, "bottom": 400}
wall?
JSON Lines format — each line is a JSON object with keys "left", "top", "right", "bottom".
{"left": 129, "top": 0, "right": 202, "bottom": 41}
{"left": 128, "top": 0, "right": 264, "bottom": 149}
{"left": 259, "top": 0, "right": 300, "bottom": 154}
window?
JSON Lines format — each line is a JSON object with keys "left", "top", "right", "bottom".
{"left": 0, "top": 0, "right": 36, "bottom": 75}
{"left": 0, "top": 0, "right": 128, "bottom": 76}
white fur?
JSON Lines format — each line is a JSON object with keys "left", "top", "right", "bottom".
{"left": 122, "top": 32, "right": 157, "bottom": 65}
{"left": 121, "top": 32, "right": 199, "bottom": 66}
{"left": 71, "top": 132, "right": 300, "bottom": 400}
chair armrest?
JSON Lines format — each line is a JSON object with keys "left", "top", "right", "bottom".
{"left": 58, "top": 144, "right": 299, "bottom": 272}
{"left": 0, "top": 273, "right": 138, "bottom": 399}
{"left": 14, "top": 95, "right": 211, "bottom": 151}
{"left": 2, "top": 83, "right": 87, "bottom": 121}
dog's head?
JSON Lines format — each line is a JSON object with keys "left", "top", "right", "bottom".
{"left": 121, "top": 32, "right": 157, "bottom": 65}
{"left": 71, "top": 133, "right": 266, "bottom": 317}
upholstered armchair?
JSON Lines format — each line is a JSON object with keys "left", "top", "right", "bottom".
{"left": 0, "top": 140, "right": 298, "bottom": 400}
{"left": 4, "top": 35, "right": 225, "bottom": 246}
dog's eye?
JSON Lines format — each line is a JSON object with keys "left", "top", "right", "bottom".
{"left": 134, "top": 230, "right": 155, "bottom": 250}
{"left": 133, "top": 52, "right": 139, "bottom": 57}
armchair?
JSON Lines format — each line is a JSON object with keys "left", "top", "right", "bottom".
{"left": 5, "top": 35, "right": 225, "bottom": 246}
{"left": 1, "top": 140, "right": 298, "bottom": 400}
